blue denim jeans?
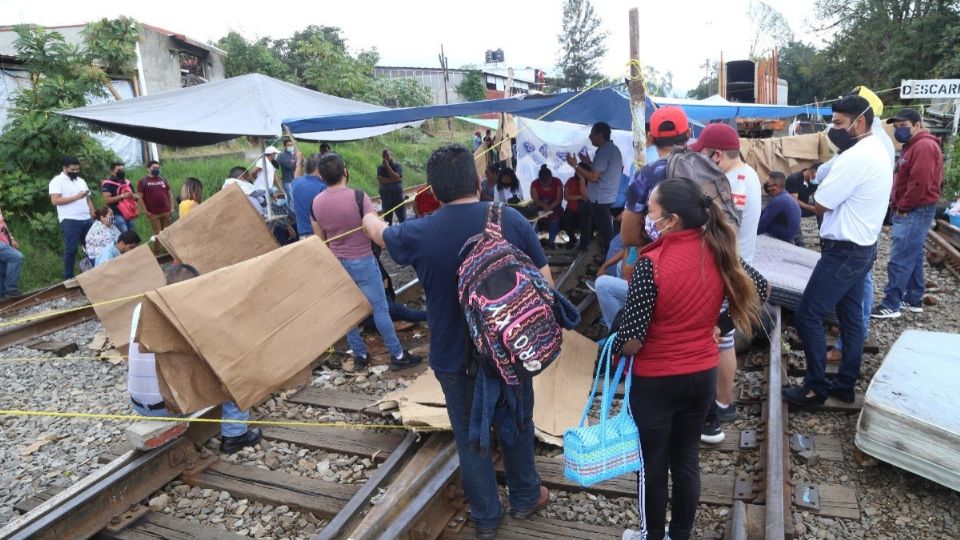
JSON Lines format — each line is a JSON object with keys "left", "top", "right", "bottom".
{"left": 435, "top": 371, "right": 541, "bottom": 530}
{"left": 131, "top": 400, "right": 249, "bottom": 437}
{"left": 596, "top": 275, "right": 628, "bottom": 329}
{"left": 59, "top": 218, "right": 93, "bottom": 279}
{"left": 113, "top": 214, "right": 134, "bottom": 234}
{"left": 795, "top": 241, "right": 876, "bottom": 396}
{"left": 879, "top": 204, "right": 937, "bottom": 310}
{"left": 833, "top": 271, "right": 873, "bottom": 352}
{"left": 0, "top": 242, "right": 24, "bottom": 296}
{"left": 340, "top": 255, "right": 403, "bottom": 358}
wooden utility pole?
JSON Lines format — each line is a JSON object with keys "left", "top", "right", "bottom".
{"left": 439, "top": 44, "right": 451, "bottom": 131}
{"left": 628, "top": 8, "right": 646, "bottom": 169}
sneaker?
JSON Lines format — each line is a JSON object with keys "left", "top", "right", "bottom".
{"left": 827, "top": 386, "right": 856, "bottom": 404}
{"left": 3, "top": 289, "right": 23, "bottom": 299}
{"left": 220, "top": 427, "right": 262, "bottom": 454}
{"left": 782, "top": 385, "right": 827, "bottom": 406}
{"left": 354, "top": 354, "right": 370, "bottom": 370}
{"left": 389, "top": 350, "right": 423, "bottom": 371}
{"left": 511, "top": 486, "right": 549, "bottom": 518}
{"left": 900, "top": 301, "right": 923, "bottom": 314}
{"left": 870, "top": 305, "right": 901, "bottom": 319}
{"left": 701, "top": 419, "right": 725, "bottom": 444}
{"left": 622, "top": 530, "right": 644, "bottom": 540}
{"left": 716, "top": 402, "right": 737, "bottom": 423}
{"left": 475, "top": 527, "right": 497, "bottom": 540}
{"left": 584, "top": 279, "right": 596, "bottom": 292}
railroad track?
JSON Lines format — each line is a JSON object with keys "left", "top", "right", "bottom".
{"left": 927, "top": 219, "right": 960, "bottom": 281}
{"left": 1, "top": 236, "right": 845, "bottom": 539}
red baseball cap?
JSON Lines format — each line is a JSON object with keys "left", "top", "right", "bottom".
{"left": 650, "top": 106, "right": 689, "bottom": 138}
{"left": 689, "top": 123, "right": 740, "bottom": 152}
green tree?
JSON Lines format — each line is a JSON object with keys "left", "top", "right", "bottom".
{"left": 748, "top": 0, "right": 794, "bottom": 60}
{"left": 271, "top": 25, "right": 347, "bottom": 82}
{"left": 777, "top": 40, "right": 833, "bottom": 105}
{"left": 216, "top": 31, "right": 291, "bottom": 80}
{"left": 812, "top": 0, "right": 960, "bottom": 99}
{"left": 372, "top": 78, "right": 433, "bottom": 108}
{"left": 687, "top": 59, "right": 719, "bottom": 99}
{"left": 82, "top": 16, "right": 140, "bottom": 75}
{"left": 456, "top": 69, "right": 486, "bottom": 101}
{"left": 642, "top": 66, "right": 674, "bottom": 97}
{"left": 556, "top": 0, "right": 608, "bottom": 90}
{"left": 0, "top": 22, "right": 135, "bottom": 219}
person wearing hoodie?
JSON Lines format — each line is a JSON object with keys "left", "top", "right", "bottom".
{"left": 871, "top": 108, "right": 943, "bottom": 319}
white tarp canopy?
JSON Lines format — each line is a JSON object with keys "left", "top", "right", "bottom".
{"left": 58, "top": 73, "right": 420, "bottom": 147}
{"left": 1, "top": 69, "right": 142, "bottom": 165}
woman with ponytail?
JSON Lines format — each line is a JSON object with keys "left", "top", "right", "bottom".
{"left": 614, "top": 178, "right": 768, "bottom": 540}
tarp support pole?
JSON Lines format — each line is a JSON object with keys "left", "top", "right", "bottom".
{"left": 628, "top": 8, "right": 646, "bottom": 170}
{"left": 953, "top": 99, "right": 959, "bottom": 137}
{"left": 261, "top": 137, "right": 274, "bottom": 220}
{"left": 134, "top": 43, "right": 159, "bottom": 163}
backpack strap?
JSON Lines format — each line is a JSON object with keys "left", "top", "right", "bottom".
{"left": 354, "top": 189, "right": 364, "bottom": 220}
{"left": 486, "top": 202, "right": 504, "bottom": 233}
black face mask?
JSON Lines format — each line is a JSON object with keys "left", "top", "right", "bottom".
{"left": 66, "top": 171, "right": 80, "bottom": 179}
{"left": 115, "top": 170, "right": 126, "bottom": 180}
{"left": 150, "top": 167, "right": 160, "bottom": 176}
{"left": 827, "top": 109, "right": 869, "bottom": 153}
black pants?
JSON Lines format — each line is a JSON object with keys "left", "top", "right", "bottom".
{"left": 630, "top": 367, "right": 716, "bottom": 540}
{"left": 584, "top": 201, "right": 614, "bottom": 253}
{"left": 380, "top": 187, "right": 406, "bottom": 225}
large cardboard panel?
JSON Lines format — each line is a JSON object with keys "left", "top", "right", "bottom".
{"left": 150, "top": 237, "right": 370, "bottom": 410}
{"left": 76, "top": 245, "right": 166, "bottom": 349}
{"left": 156, "top": 183, "right": 278, "bottom": 274}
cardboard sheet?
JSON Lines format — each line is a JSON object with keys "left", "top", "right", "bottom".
{"left": 156, "top": 183, "right": 278, "bottom": 274}
{"left": 378, "top": 330, "right": 599, "bottom": 445}
{"left": 140, "top": 236, "right": 371, "bottom": 412}
{"left": 76, "top": 244, "right": 166, "bottom": 349}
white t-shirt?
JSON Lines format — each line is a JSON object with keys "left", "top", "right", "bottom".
{"left": 48, "top": 172, "right": 91, "bottom": 222}
{"left": 223, "top": 178, "right": 267, "bottom": 216}
{"left": 726, "top": 163, "right": 762, "bottom": 263}
{"left": 127, "top": 303, "right": 163, "bottom": 406}
{"left": 253, "top": 159, "right": 275, "bottom": 192}
{"left": 816, "top": 135, "right": 893, "bottom": 246}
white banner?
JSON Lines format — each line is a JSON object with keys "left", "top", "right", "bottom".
{"left": 514, "top": 118, "right": 638, "bottom": 203}
{"left": 900, "top": 79, "right": 960, "bottom": 99}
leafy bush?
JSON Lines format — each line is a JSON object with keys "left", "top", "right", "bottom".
{"left": 944, "top": 135, "right": 960, "bottom": 200}
{"left": 0, "top": 21, "right": 138, "bottom": 215}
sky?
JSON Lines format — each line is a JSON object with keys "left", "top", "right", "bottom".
{"left": 0, "top": 0, "right": 831, "bottom": 94}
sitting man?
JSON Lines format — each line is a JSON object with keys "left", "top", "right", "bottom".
{"left": 757, "top": 172, "right": 802, "bottom": 244}
{"left": 94, "top": 230, "right": 141, "bottom": 267}
{"left": 127, "top": 264, "right": 262, "bottom": 454}
{"left": 223, "top": 166, "right": 268, "bottom": 217}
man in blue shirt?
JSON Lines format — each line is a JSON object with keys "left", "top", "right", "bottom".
{"left": 94, "top": 230, "right": 141, "bottom": 267}
{"left": 565, "top": 122, "right": 622, "bottom": 254}
{"left": 363, "top": 144, "right": 551, "bottom": 539}
{"left": 290, "top": 153, "right": 326, "bottom": 238}
{"left": 757, "top": 172, "right": 801, "bottom": 244}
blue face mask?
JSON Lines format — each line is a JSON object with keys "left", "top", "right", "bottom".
{"left": 645, "top": 215, "right": 666, "bottom": 242}
{"left": 894, "top": 126, "right": 913, "bottom": 144}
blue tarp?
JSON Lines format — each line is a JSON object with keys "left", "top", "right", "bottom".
{"left": 284, "top": 87, "right": 833, "bottom": 134}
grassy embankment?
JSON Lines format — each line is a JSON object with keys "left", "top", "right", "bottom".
{"left": 11, "top": 123, "right": 476, "bottom": 291}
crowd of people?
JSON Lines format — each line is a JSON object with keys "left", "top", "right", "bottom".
{"left": 24, "top": 92, "right": 945, "bottom": 539}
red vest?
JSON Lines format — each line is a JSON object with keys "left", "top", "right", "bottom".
{"left": 631, "top": 228, "right": 725, "bottom": 377}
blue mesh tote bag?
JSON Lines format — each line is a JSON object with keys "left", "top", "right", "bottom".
{"left": 563, "top": 332, "right": 643, "bottom": 486}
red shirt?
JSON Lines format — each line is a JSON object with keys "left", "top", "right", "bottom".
{"left": 564, "top": 177, "right": 582, "bottom": 212}
{"left": 137, "top": 176, "right": 172, "bottom": 214}
{"left": 415, "top": 189, "right": 441, "bottom": 216}
{"left": 531, "top": 177, "right": 563, "bottom": 219}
